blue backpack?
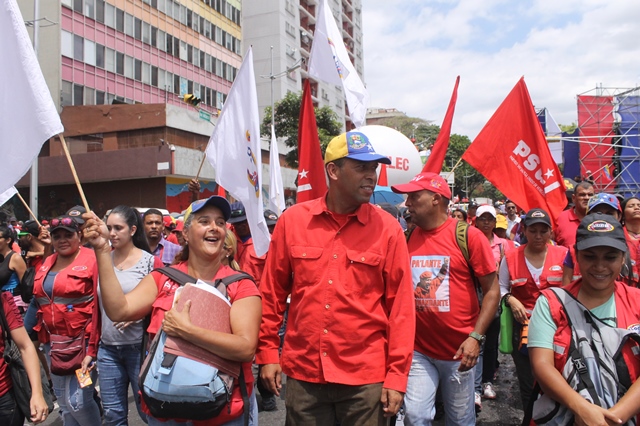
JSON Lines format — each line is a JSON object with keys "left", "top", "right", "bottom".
{"left": 139, "top": 267, "right": 253, "bottom": 423}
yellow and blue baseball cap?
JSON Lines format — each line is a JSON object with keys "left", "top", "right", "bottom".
{"left": 324, "top": 131, "right": 391, "bottom": 165}
{"left": 184, "top": 196, "right": 231, "bottom": 224}
{"left": 586, "top": 193, "right": 621, "bottom": 214}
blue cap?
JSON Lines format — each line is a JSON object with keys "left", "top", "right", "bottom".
{"left": 587, "top": 193, "right": 621, "bottom": 214}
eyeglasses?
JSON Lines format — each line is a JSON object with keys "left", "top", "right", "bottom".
{"left": 50, "top": 217, "right": 78, "bottom": 229}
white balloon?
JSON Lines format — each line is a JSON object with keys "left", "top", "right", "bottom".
{"left": 356, "top": 125, "right": 423, "bottom": 186}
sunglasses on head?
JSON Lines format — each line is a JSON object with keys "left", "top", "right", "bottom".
{"left": 51, "top": 217, "right": 77, "bottom": 229}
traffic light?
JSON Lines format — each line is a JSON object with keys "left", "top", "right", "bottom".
{"left": 183, "top": 93, "right": 201, "bottom": 107}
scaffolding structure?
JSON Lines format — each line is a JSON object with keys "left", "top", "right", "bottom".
{"left": 562, "top": 85, "right": 640, "bottom": 197}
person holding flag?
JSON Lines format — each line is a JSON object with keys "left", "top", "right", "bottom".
{"left": 257, "top": 131, "right": 415, "bottom": 424}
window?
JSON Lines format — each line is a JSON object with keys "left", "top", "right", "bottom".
{"left": 180, "top": 77, "right": 187, "bottom": 95}
{"left": 61, "top": 31, "right": 73, "bottom": 58}
{"left": 142, "top": 63, "right": 150, "bottom": 84}
{"left": 104, "top": 47, "right": 116, "bottom": 72}
{"left": 84, "top": 39, "right": 96, "bottom": 66}
{"left": 84, "top": 87, "right": 95, "bottom": 105}
{"left": 116, "top": 8, "right": 124, "bottom": 32}
{"left": 187, "top": 80, "right": 193, "bottom": 95}
{"left": 74, "top": 34, "right": 84, "bottom": 61}
{"left": 143, "top": 22, "right": 151, "bottom": 44}
{"left": 192, "top": 13, "right": 199, "bottom": 32}
{"left": 199, "top": 50, "right": 205, "bottom": 69}
{"left": 96, "top": 90, "right": 105, "bottom": 105}
{"left": 179, "top": 5, "right": 187, "bottom": 25}
{"left": 173, "top": 37, "right": 179, "bottom": 57}
{"left": 62, "top": 0, "right": 73, "bottom": 8}
{"left": 157, "top": 0, "right": 165, "bottom": 14}
{"left": 134, "top": 59, "right": 142, "bottom": 81}
{"left": 204, "top": 53, "right": 211, "bottom": 72}
{"left": 285, "top": 22, "right": 295, "bottom": 37}
{"left": 95, "top": 0, "right": 104, "bottom": 23}
{"left": 187, "top": 45, "right": 193, "bottom": 63}
{"left": 96, "top": 44, "right": 105, "bottom": 68}
{"left": 61, "top": 81, "right": 73, "bottom": 107}
{"left": 215, "top": 27, "right": 222, "bottom": 44}
{"left": 193, "top": 82, "right": 200, "bottom": 98}
{"left": 73, "top": 84, "right": 84, "bottom": 106}
{"left": 73, "top": 0, "right": 82, "bottom": 13}
{"left": 116, "top": 52, "right": 124, "bottom": 75}
{"left": 173, "top": 74, "right": 180, "bottom": 95}
{"left": 151, "top": 66, "right": 158, "bottom": 87}
{"left": 134, "top": 18, "right": 142, "bottom": 40}
{"left": 204, "top": 21, "right": 211, "bottom": 39}
{"left": 165, "top": 34, "right": 173, "bottom": 55}
{"left": 157, "top": 29, "right": 165, "bottom": 51}
{"left": 125, "top": 56, "right": 133, "bottom": 78}
{"left": 105, "top": 3, "right": 115, "bottom": 28}
{"left": 84, "top": 0, "right": 95, "bottom": 19}
{"left": 199, "top": 17, "right": 205, "bottom": 35}
{"left": 125, "top": 13, "right": 134, "bottom": 37}
{"left": 186, "top": 9, "right": 192, "bottom": 28}
{"left": 179, "top": 41, "right": 187, "bottom": 61}
{"left": 216, "top": 91, "right": 224, "bottom": 109}
{"left": 173, "top": 2, "right": 180, "bottom": 21}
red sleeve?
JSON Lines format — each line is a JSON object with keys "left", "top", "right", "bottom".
{"left": 153, "top": 255, "right": 164, "bottom": 269}
{"left": 468, "top": 226, "right": 498, "bottom": 277}
{"left": 1, "top": 292, "right": 24, "bottom": 330}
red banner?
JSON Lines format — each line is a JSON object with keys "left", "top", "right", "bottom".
{"left": 296, "top": 79, "right": 327, "bottom": 202}
{"left": 462, "top": 78, "right": 566, "bottom": 225}
{"left": 423, "top": 76, "right": 460, "bottom": 173}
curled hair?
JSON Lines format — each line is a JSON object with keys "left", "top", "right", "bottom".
{"left": 107, "top": 205, "right": 151, "bottom": 252}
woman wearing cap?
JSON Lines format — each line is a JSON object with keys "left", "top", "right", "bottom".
{"left": 83, "top": 196, "right": 262, "bottom": 425}
{"left": 0, "top": 225, "right": 28, "bottom": 305}
{"left": 95, "top": 205, "right": 163, "bottom": 426}
{"left": 32, "top": 215, "right": 102, "bottom": 424}
{"left": 561, "top": 194, "right": 638, "bottom": 287}
{"left": 528, "top": 214, "right": 640, "bottom": 425}
{"left": 498, "top": 208, "right": 568, "bottom": 409}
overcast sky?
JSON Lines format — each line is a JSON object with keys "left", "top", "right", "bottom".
{"left": 362, "top": 0, "right": 640, "bottom": 139}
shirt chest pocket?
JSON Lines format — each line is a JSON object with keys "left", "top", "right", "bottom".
{"left": 345, "top": 250, "right": 383, "bottom": 295}
{"left": 290, "top": 246, "right": 323, "bottom": 285}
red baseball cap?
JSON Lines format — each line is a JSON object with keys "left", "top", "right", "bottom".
{"left": 391, "top": 172, "right": 452, "bottom": 199}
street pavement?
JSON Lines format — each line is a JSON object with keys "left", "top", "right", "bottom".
{"left": 42, "top": 353, "right": 524, "bottom": 425}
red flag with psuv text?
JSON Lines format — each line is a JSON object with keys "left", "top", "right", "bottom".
{"left": 462, "top": 78, "right": 565, "bottom": 225}
{"left": 423, "top": 76, "right": 460, "bottom": 173}
{"left": 296, "top": 79, "right": 327, "bottom": 202}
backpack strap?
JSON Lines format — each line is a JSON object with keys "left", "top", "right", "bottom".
{"left": 455, "top": 220, "right": 470, "bottom": 263}
{"left": 153, "top": 266, "right": 197, "bottom": 287}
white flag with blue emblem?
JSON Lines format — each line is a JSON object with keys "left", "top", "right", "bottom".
{"left": 206, "top": 47, "right": 270, "bottom": 256}
{"left": 308, "top": 0, "right": 369, "bottom": 128}
{"left": 0, "top": 0, "right": 64, "bottom": 195}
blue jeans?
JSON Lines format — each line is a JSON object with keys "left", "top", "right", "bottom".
{"left": 0, "top": 390, "right": 24, "bottom": 426}
{"left": 473, "top": 342, "right": 484, "bottom": 395}
{"left": 404, "top": 351, "right": 476, "bottom": 426}
{"left": 146, "top": 390, "right": 258, "bottom": 426}
{"left": 50, "top": 369, "right": 102, "bottom": 426}
{"left": 98, "top": 343, "right": 147, "bottom": 425}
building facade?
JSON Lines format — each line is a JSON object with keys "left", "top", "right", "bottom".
{"left": 242, "top": 0, "right": 365, "bottom": 129}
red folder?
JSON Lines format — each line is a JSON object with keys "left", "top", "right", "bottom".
{"left": 163, "top": 283, "right": 241, "bottom": 378}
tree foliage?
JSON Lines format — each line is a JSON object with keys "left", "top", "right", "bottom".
{"left": 261, "top": 91, "right": 342, "bottom": 168}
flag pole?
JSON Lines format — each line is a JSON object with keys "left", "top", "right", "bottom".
{"left": 445, "top": 156, "right": 464, "bottom": 181}
{"left": 194, "top": 152, "right": 207, "bottom": 181}
{"left": 15, "top": 192, "right": 41, "bottom": 227}
{"left": 58, "top": 134, "right": 90, "bottom": 211}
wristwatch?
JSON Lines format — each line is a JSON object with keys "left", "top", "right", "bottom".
{"left": 469, "top": 331, "right": 486, "bottom": 344}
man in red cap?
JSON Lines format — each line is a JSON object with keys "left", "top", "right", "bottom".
{"left": 391, "top": 172, "right": 499, "bottom": 424}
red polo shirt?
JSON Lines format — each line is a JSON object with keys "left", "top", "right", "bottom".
{"left": 256, "top": 196, "right": 415, "bottom": 392}
{"left": 554, "top": 208, "right": 581, "bottom": 249}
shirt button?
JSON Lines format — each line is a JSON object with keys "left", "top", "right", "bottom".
{"left": 325, "top": 304, "right": 330, "bottom": 309}
{"left": 361, "top": 257, "right": 365, "bottom": 261}
{"left": 323, "top": 352, "right": 327, "bottom": 357}
{"left": 323, "top": 329, "right": 328, "bottom": 334}
{"left": 328, "top": 279, "right": 333, "bottom": 284}
{"left": 333, "top": 254, "right": 337, "bottom": 259}
{"left": 302, "top": 253, "right": 306, "bottom": 257}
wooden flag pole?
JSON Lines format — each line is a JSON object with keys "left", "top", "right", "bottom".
{"left": 445, "top": 156, "right": 464, "bottom": 181}
{"left": 194, "top": 152, "right": 207, "bottom": 181}
{"left": 58, "top": 134, "right": 90, "bottom": 212}
{"left": 15, "top": 192, "right": 41, "bottom": 227}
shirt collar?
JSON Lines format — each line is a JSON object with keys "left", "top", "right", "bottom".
{"left": 309, "top": 193, "right": 369, "bottom": 225}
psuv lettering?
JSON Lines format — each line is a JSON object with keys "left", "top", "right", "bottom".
{"left": 513, "top": 140, "right": 545, "bottom": 185}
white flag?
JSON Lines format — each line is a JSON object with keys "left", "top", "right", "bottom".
{"left": 0, "top": 186, "right": 18, "bottom": 206}
{"left": 0, "top": 0, "right": 64, "bottom": 195}
{"left": 206, "top": 47, "right": 270, "bottom": 256}
{"left": 308, "top": 0, "right": 369, "bottom": 128}
{"left": 268, "top": 125, "right": 286, "bottom": 216}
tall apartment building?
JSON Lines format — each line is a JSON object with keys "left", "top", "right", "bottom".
{"left": 18, "top": 0, "right": 242, "bottom": 112}
{"left": 242, "top": 0, "right": 365, "bottom": 130}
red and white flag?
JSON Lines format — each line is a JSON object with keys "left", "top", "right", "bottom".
{"left": 0, "top": 0, "right": 64, "bottom": 195}
{"left": 423, "top": 76, "right": 460, "bottom": 173}
{"left": 462, "top": 78, "right": 566, "bottom": 225}
{"left": 296, "top": 80, "right": 327, "bottom": 203}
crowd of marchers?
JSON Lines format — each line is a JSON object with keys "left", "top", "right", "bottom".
{"left": 1, "top": 130, "right": 640, "bottom": 426}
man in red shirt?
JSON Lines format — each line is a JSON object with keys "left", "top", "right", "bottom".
{"left": 554, "top": 181, "right": 594, "bottom": 248}
{"left": 391, "top": 172, "right": 499, "bottom": 425}
{"left": 257, "top": 131, "right": 415, "bottom": 424}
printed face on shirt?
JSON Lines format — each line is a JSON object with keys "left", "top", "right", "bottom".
{"left": 107, "top": 213, "right": 134, "bottom": 250}
{"left": 331, "top": 158, "right": 379, "bottom": 209}
{"left": 184, "top": 205, "right": 227, "bottom": 260}
{"left": 52, "top": 229, "right": 82, "bottom": 257}
{"left": 523, "top": 223, "right": 551, "bottom": 252}
{"left": 144, "top": 214, "right": 164, "bottom": 240}
{"left": 576, "top": 246, "right": 624, "bottom": 292}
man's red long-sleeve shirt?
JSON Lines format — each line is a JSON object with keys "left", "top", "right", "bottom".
{"left": 256, "top": 197, "right": 416, "bottom": 392}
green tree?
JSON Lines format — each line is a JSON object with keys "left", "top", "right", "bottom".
{"left": 261, "top": 91, "right": 342, "bottom": 168}
{"left": 559, "top": 122, "right": 577, "bottom": 133}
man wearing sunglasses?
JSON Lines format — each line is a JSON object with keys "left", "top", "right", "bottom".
{"left": 505, "top": 200, "right": 520, "bottom": 240}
